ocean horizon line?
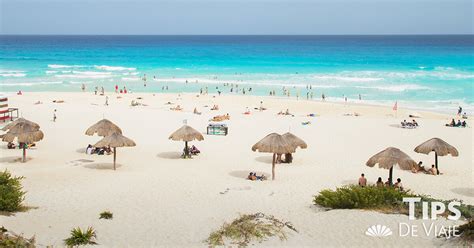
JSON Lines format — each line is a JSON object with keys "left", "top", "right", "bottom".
{"left": 1, "top": 34, "right": 473, "bottom": 37}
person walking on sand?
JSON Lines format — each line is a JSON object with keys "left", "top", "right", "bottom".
{"left": 358, "top": 173, "right": 367, "bottom": 187}
{"left": 94, "top": 86, "right": 98, "bottom": 95}
{"left": 105, "top": 96, "right": 109, "bottom": 106}
{"left": 81, "top": 83, "right": 85, "bottom": 92}
{"left": 53, "top": 109, "right": 57, "bottom": 122}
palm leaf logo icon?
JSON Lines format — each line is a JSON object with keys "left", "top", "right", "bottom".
{"left": 365, "top": 225, "right": 393, "bottom": 237}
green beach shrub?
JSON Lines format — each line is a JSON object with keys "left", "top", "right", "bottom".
{"left": 314, "top": 185, "right": 415, "bottom": 210}
{"left": 99, "top": 211, "right": 113, "bottom": 220}
{"left": 457, "top": 219, "right": 474, "bottom": 242}
{"left": 64, "top": 227, "right": 97, "bottom": 247}
{"left": 206, "top": 212, "right": 297, "bottom": 247}
{"left": 313, "top": 185, "right": 474, "bottom": 219}
{"left": 0, "top": 170, "right": 26, "bottom": 212}
{"left": 0, "top": 226, "right": 36, "bottom": 248}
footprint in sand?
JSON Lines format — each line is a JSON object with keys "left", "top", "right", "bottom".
{"left": 219, "top": 186, "right": 252, "bottom": 194}
{"left": 67, "top": 159, "right": 94, "bottom": 166}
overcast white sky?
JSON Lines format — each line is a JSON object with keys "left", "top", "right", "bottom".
{"left": 1, "top": 0, "right": 472, "bottom": 35}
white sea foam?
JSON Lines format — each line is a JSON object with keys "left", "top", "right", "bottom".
{"left": 0, "top": 71, "right": 26, "bottom": 77}
{"left": 55, "top": 71, "right": 113, "bottom": 79}
{"left": 45, "top": 70, "right": 58, "bottom": 74}
{"left": 48, "top": 64, "right": 85, "bottom": 69}
{"left": 122, "top": 77, "right": 142, "bottom": 81}
{"left": 1, "top": 81, "right": 63, "bottom": 86}
{"left": 95, "top": 65, "right": 136, "bottom": 71}
{"left": 312, "top": 75, "right": 383, "bottom": 82}
{"left": 355, "top": 84, "right": 429, "bottom": 92}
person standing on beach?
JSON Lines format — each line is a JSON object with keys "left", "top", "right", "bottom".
{"left": 322, "top": 93, "right": 326, "bottom": 101}
{"left": 458, "top": 106, "right": 462, "bottom": 115}
{"left": 115, "top": 84, "right": 118, "bottom": 93}
{"left": 53, "top": 109, "right": 57, "bottom": 122}
{"left": 81, "top": 84, "right": 85, "bottom": 92}
{"left": 94, "top": 86, "right": 98, "bottom": 95}
{"left": 105, "top": 96, "right": 109, "bottom": 106}
{"left": 358, "top": 174, "right": 367, "bottom": 187}
{"left": 359, "top": 94, "right": 362, "bottom": 100}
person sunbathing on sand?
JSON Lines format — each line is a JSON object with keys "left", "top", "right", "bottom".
{"left": 170, "top": 105, "right": 183, "bottom": 111}
{"left": 256, "top": 174, "right": 267, "bottom": 181}
{"left": 193, "top": 108, "right": 201, "bottom": 115}
{"left": 211, "top": 105, "right": 219, "bottom": 110}
{"left": 211, "top": 113, "right": 230, "bottom": 122}
{"left": 247, "top": 172, "right": 257, "bottom": 181}
{"left": 429, "top": 164, "right": 438, "bottom": 175}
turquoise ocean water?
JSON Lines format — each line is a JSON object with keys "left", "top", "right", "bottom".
{"left": 1, "top": 35, "right": 473, "bottom": 112}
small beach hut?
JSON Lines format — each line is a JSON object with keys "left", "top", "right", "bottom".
{"left": 366, "top": 147, "right": 416, "bottom": 185}
{"left": 94, "top": 133, "right": 136, "bottom": 170}
{"left": 252, "top": 133, "right": 295, "bottom": 180}
{"left": 2, "top": 120, "right": 44, "bottom": 162}
{"left": 281, "top": 132, "right": 307, "bottom": 163}
{"left": 168, "top": 125, "right": 204, "bottom": 158}
{"left": 414, "top": 138, "right": 458, "bottom": 175}
{"left": 85, "top": 119, "right": 122, "bottom": 137}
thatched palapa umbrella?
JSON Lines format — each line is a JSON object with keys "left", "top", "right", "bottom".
{"left": 2, "top": 120, "right": 44, "bottom": 162}
{"left": 281, "top": 132, "right": 307, "bottom": 163}
{"left": 85, "top": 119, "right": 122, "bottom": 137}
{"left": 94, "top": 133, "right": 136, "bottom": 170}
{"left": 414, "top": 138, "right": 458, "bottom": 175}
{"left": 1, "top": 118, "right": 40, "bottom": 131}
{"left": 168, "top": 125, "right": 204, "bottom": 158}
{"left": 366, "top": 147, "right": 416, "bottom": 185}
{"left": 252, "top": 133, "right": 295, "bottom": 180}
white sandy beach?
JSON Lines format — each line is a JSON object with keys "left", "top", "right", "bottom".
{"left": 0, "top": 91, "right": 472, "bottom": 247}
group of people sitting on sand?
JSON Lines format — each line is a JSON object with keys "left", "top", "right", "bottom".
{"left": 131, "top": 100, "right": 147, "bottom": 107}
{"left": 401, "top": 119, "right": 419, "bottom": 128}
{"left": 7, "top": 142, "right": 35, "bottom": 150}
{"left": 277, "top": 109, "right": 292, "bottom": 116}
{"left": 247, "top": 172, "right": 267, "bottom": 181}
{"left": 86, "top": 144, "right": 113, "bottom": 155}
{"left": 358, "top": 173, "right": 404, "bottom": 191}
{"left": 276, "top": 153, "right": 293, "bottom": 164}
{"left": 445, "top": 119, "right": 467, "bottom": 128}
{"left": 188, "top": 145, "right": 200, "bottom": 155}
{"left": 211, "top": 113, "right": 230, "bottom": 122}
{"left": 170, "top": 105, "right": 183, "bottom": 111}
{"left": 411, "top": 161, "right": 438, "bottom": 175}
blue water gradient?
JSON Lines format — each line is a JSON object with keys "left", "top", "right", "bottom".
{"left": 1, "top": 35, "right": 473, "bottom": 112}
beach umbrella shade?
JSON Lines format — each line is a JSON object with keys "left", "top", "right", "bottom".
{"left": 281, "top": 132, "right": 307, "bottom": 163}
{"left": 94, "top": 133, "right": 136, "bottom": 170}
{"left": 252, "top": 133, "right": 295, "bottom": 180}
{"left": 366, "top": 147, "right": 416, "bottom": 185}
{"left": 85, "top": 119, "right": 122, "bottom": 137}
{"left": 168, "top": 125, "right": 204, "bottom": 158}
{"left": 2, "top": 121, "right": 44, "bottom": 162}
{"left": 414, "top": 138, "right": 458, "bottom": 175}
{"left": 1, "top": 118, "right": 40, "bottom": 132}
